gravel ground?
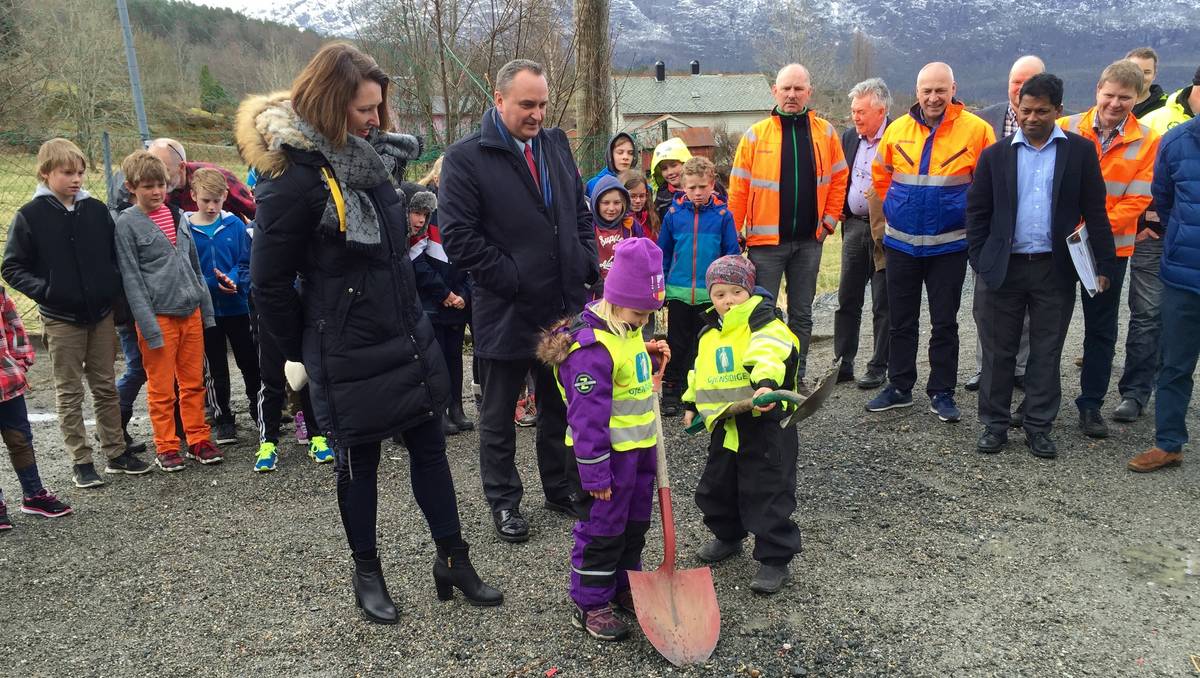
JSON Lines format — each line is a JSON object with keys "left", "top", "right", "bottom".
{"left": 2, "top": 286, "right": 1198, "bottom": 678}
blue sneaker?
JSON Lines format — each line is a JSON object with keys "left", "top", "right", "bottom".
{"left": 929, "top": 392, "right": 961, "bottom": 422}
{"left": 865, "top": 385, "right": 913, "bottom": 412}
{"left": 254, "top": 442, "right": 278, "bottom": 473}
{"left": 308, "top": 435, "right": 334, "bottom": 464}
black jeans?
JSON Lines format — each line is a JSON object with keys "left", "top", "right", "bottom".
{"left": 476, "top": 358, "right": 579, "bottom": 511}
{"left": 432, "top": 322, "right": 466, "bottom": 408}
{"left": 664, "top": 300, "right": 707, "bottom": 391}
{"left": 884, "top": 248, "right": 967, "bottom": 396}
{"left": 1076, "top": 258, "right": 1129, "bottom": 412}
{"left": 695, "top": 414, "right": 801, "bottom": 566}
{"left": 833, "top": 215, "right": 889, "bottom": 377}
{"left": 336, "top": 417, "right": 461, "bottom": 558}
{"left": 253, "top": 304, "right": 315, "bottom": 444}
{"left": 976, "top": 256, "right": 1074, "bottom": 434}
{"left": 203, "top": 314, "right": 260, "bottom": 425}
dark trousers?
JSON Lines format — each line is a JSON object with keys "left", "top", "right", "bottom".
{"left": 477, "top": 357, "right": 578, "bottom": 511}
{"left": 695, "top": 415, "right": 801, "bottom": 565}
{"left": 1155, "top": 284, "right": 1200, "bottom": 453}
{"left": 253, "top": 305, "right": 315, "bottom": 444}
{"left": 833, "top": 215, "right": 889, "bottom": 377}
{"left": 1118, "top": 238, "right": 1164, "bottom": 407}
{"left": 1075, "top": 257, "right": 1129, "bottom": 412}
{"left": 116, "top": 322, "right": 146, "bottom": 417}
{"left": 202, "top": 314, "right": 260, "bottom": 425}
{"left": 0, "top": 395, "right": 42, "bottom": 498}
{"left": 664, "top": 300, "right": 708, "bottom": 390}
{"left": 432, "top": 322, "right": 466, "bottom": 408}
{"left": 335, "top": 417, "right": 461, "bottom": 558}
{"left": 885, "top": 248, "right": 968, "bottom": 396}
{"left": 976, "top": 256, "right": 1074, "bottom": 434}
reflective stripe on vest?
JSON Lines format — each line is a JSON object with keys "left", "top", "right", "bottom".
{"left": 885, "top": 224, "right": 967, "bottom": 246}
{"left": 892, "top": 172, "right": 972, "bottom": 187}
{"left": 559, "top": 326, "right": 656, "bottom": 454}
{"left": 1114, "top": 233, "right": 1136, "bottom": 249}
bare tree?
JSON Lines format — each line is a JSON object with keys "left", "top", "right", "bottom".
{"left": 846, "top": 29, "right": 875, "bottom": 86}
{"left": 755, "top": 0, "right": 844, "bottom": 112}
{"left": 257, "top": 35, "right": 305, "bottom": 92}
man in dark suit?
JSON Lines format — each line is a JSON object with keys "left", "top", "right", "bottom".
{"left": 966, "top": 56, "right": 1045, "bottom": 395}
{"left": 441, "top": 59, "right": 599, "bottom": 542}
{"left": 966, "top": 73, "right": 1117, "bottom": 459}
{"left": 834, "top": 77, "right": 892, "bottom": 389}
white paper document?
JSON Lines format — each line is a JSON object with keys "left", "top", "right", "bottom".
{"left": 1067, "top": 223, "right": 1100, "bottom": 297}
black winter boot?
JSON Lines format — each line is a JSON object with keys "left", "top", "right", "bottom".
{"left": 433, "top": 544, "right": 503, "bottom": 606}
{"left": 353, "top": 554, "right": 398, "bottom": 624}
{"left": 443, "top": 411, "right": 461, "bottom": 436}
{"left": 448, "top": 402, "right": 475, "bottom": 431}
{"left": 120, "top": 409, "right": 147, "bottom": 455}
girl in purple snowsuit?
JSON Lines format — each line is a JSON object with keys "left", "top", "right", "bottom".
{"left": 538, "top": 238, "right": 669, "bottom": 641}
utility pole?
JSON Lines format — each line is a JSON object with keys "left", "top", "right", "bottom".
{"left": 115, "top": 0, "right": 150, "bottom": 144}
{"left": 574, "top": 0, "right": 611, "bottom": 174}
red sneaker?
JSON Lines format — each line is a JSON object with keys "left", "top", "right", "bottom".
{"left": 186, "top": 440, "right": 224, "bottom": 465}
{"left": 156, "top": 451, "right": 186, "bottom": 472}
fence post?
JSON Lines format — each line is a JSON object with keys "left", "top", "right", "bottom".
{"left": 102, "top": 131, "right": 114, "bottom": 207}
{"left": 115, "top": 0, "right": 151, "bottom": 145}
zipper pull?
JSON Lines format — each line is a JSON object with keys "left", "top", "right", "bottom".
{"left": 317, "top": 319, "right": 327, "bottom": 333}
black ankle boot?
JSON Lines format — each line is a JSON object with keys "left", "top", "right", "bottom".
{"left": 433, "top": 544, "right": 503, "bottom": 606}
{"left": 120, "top": 409, "right": 147, "bottom": 455}
{"left": 443, "top": 411, "right": 461, "bottom": 436}
{"left": 353, "top": 554, "right": 398, "bottom": 624}
{"left": 448, "top": 403, "right": 475, "bottom": 431}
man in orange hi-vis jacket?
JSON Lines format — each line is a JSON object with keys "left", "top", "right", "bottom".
{"left": 1056, "top": 59, "right": 1161, "bottom": 440}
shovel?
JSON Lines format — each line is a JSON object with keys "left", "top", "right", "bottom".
{"left": 684, "top": 358, "right": 843, "bottom": 435}
{"left": 628, "top": 357, "right": 721, "bottom": 667}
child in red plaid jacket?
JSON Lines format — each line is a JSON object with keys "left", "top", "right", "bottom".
{"left": 0, "top": 287, "right": 72, "bottom": 530}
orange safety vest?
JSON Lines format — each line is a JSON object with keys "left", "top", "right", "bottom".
{"left": 1058, "top": 108, "right": 1160, "bottom": 257}
{"left": 728, "top": 110, "right": 848, "bottom": 246}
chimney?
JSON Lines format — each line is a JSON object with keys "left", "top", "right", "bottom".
{"left": 690, "top": 60, "right": 700, "bottom": 75}
{"left": 655, "top": 61, "right": 665, "bottom": 82}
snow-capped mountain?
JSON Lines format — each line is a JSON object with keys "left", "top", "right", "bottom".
{"left": 238, "top": 0, "right": 1200, "bottom": 109}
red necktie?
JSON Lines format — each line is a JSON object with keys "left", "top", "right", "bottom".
{"left": 524, "top": 143, "right": 540, "bottom": 189}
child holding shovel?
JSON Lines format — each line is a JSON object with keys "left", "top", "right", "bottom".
{"left": 683, "top": 255, "right": 803, "bottom": 594}
{"left": 538, "top": 238, "right": 669, "bottom": 641}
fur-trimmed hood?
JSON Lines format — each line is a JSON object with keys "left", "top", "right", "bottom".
{"left": 536, "top": 316, "right": 574, "bottom": 367}
{"left": 235, "top": 91, "right": 316, "bottom": 179}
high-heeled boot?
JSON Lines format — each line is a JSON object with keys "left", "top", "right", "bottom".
{"left": 433, "top": 544, "right": 503, "bottom": 606}
{"left": 353, "top": 554, "right": 398, "bottom": 624}
{"left": 448, "top": 402, "right": 475, "bottom": 431}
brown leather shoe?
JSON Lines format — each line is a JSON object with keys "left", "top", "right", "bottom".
{"left": 1128, "top": 447, "right": 1183, "bottom": 473}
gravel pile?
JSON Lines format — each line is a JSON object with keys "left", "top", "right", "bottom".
{"left": 1, "top": 295, "right": 1197, "bottom": 677}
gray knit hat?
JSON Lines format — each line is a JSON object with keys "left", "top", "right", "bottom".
{"left": 408, "top": 190, "right": 438, "bottom": 214}
{"left": 706, "top": 255, "right": 756, "bottom": 294}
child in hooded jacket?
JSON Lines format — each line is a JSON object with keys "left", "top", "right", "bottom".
{"left": 657, "top": 157, "right": 740, "bottom": 416}
{"left": 590, "top": 175, "right": 644, "bottom": 300}
{"left": 585, "top": 133, "right": 639, "bottom": 199}
{"left": 538, "top": 238, "right": 669, "bottom": 642}
{"left": 683, "top": 255, "right": 803, "bottom": 595}
{"left": 649, "top": 137, "right": 728, "bottom": 221}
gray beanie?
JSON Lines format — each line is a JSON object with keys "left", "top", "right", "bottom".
{"left": 408, "top": 190, "right": 438, "bottom": 215}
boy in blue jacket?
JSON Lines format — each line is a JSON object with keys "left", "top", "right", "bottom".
{"left": 657, "top": 156, "right": 741, "bottom": 415}
{"left": 187, "top": 168, "right": 259, "bottom": 445}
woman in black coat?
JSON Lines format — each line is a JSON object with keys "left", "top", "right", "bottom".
{"left": 238, "top": 42, "right": 502, "bottom": 624}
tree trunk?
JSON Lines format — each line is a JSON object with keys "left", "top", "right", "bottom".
{"left": 574, "top": 0, "right": 610, "bottom": 175}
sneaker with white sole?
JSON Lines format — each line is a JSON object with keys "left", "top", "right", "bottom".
{"left": 308, "top": 435, "right": 334, "bottom": 464}
{"left": 106, "top": 450, "right": 152, "bottom": 475}
{"left": 155, "top": 451, "right": 186, "bottom": 472}
{"left": 213, "top": 421, "right": 238, "bottom": 445}
{"left": 20, "top": 489, "right": 73, "bottom": 518}
{"left": 185, "top": 440, "right": 224, "bottom": 465}
{"left": 72, "top": 463, "right": 106, "bottom": 488}
{"left": 865, "top": 385, "right": 913, "bottom": 412}
{"left": 572, "top": 605, "right": 629, "bottom": 641}
{"left": 929, "top": 392, "right": 961, "bottom": 423}
{"left": 0, "top": 501, "right": 11, "bottom": 531}
{"left": 254, "top": 442, "right": 278, "bottom": 473}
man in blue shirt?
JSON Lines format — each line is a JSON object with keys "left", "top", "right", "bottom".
{"left": 966, "top": 73, "right": 1116, "bottom": 459}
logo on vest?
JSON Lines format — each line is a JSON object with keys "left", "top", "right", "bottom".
{"left": 574, "top": 373, "right": 597, "bottom": 394}
{"left": 715, "top": 346, "right": 735, "bottom": 374}
{"left": 635, "top": 353, "right": 650, "bottom": 382}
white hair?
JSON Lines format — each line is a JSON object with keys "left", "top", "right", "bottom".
{"left": 848, "top": 77, "right": 892, "bottom": 110}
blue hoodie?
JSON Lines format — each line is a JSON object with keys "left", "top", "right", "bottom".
{"left": 658, "top": 192, "right": 741, "bottom": 305}
{"left": 585, "top": 132, "right": 639, "bottom": 198}
{"left": 186, "top": 210, "right": 252, "bottom": 317}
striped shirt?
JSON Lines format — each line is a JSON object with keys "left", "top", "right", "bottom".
{"left": 147, "top": 204, "right": 176, "bottom": 246}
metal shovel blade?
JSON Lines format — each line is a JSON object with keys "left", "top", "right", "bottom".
{"left": 628, "top": 486, "right": 721, "bottom": 667}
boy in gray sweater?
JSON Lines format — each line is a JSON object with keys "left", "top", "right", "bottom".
{"left": 114, "top": 150, "right": 220, "bottom": 472}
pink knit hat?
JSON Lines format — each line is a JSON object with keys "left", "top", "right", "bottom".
{"left": 603, "top": 238, "right": 665, "bottom": 311}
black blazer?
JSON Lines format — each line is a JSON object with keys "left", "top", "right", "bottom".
{"left": 840, "top": 118, "right": 889, "bottom": 220}
{"left": 966, "top": 131, "right": 1117, "bottom": 290}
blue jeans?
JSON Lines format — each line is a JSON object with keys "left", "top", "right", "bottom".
{"left": 1117, "top": 237, "right": 1164, "bottom": 407}
{"left": 116, "top": 323, "right": 146, "bottom": 416}
{"left": 1155, "top": 284, "right": 1200, "bottom": 453}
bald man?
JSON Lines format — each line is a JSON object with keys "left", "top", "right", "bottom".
{"left": 866, "top": 63, "right": 995, "bottom": 422}
{"left": 728, "top": 63, "right": 848, "bottom": 384}
{"left": 111, "top": 138, "right": 256, "bottom": 222}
